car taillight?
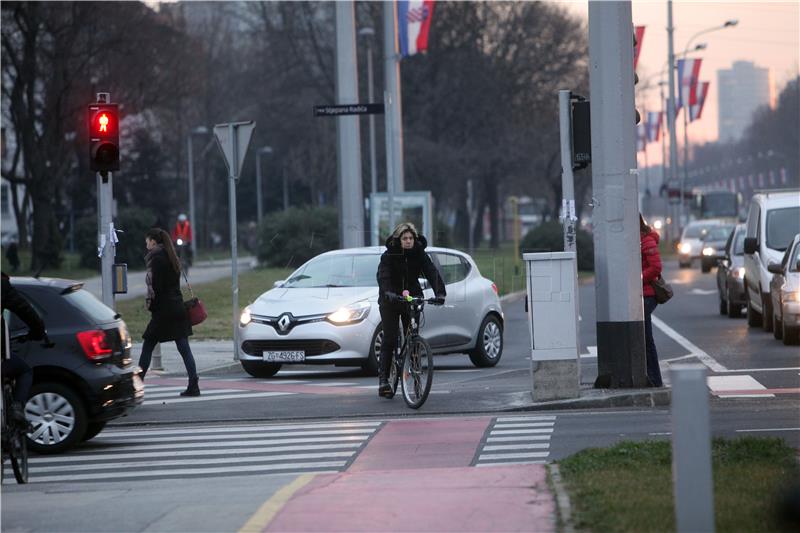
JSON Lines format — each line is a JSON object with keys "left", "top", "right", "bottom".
{"left": 77, "top": 330, "right": 112, "bottom": 361}
{"left": 491, "top": 282, "right": 499, "bottom": 295}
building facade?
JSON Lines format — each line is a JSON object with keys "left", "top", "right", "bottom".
{"left": 717, "top": 60, "right": 774, "bottom": 143}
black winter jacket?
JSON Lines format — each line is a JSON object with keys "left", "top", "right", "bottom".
{"left": 142, "top": 246, "right": 192, "bottom": 342}
{"left": 377, "top": 234, "right": 446, "bottom": 305}
{"left": 2, "top": 272, "right": 46, "bottom": 358}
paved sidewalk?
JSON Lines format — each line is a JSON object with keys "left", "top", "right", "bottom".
{"left": 131, "top": 340, "right": 240, "bottom": 376}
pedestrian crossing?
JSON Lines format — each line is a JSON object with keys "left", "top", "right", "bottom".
{"left": 472, "top": 415, "right": 556, "bottom": 467}
{"left": 142, "top": 379, "right": 367, "bottom": 405}
{"left": 3, "top": 420, "right": 383, "bottom": 484}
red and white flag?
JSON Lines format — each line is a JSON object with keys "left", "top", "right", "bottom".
{"left": 689, "top": 81, "right": 710, "bottom": 122}
{"left": 676, "top": 58, "right": 702, "bottom": 111}
{"left": 398, "top": 1, "right": 436, "bottom": 58}
{"left": 646, "top": 111, "right": 662, "bottom": 142}
{"left": 634, "top": 26, "right": 645, "bottom": 70}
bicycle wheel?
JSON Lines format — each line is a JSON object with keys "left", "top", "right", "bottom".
{"left": 9, "top": 427, "right": 28, "bottom": 483}
{"left": 401, "top": 336, "right": 434, "bottom": 409}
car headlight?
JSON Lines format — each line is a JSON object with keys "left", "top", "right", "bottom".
{"left": 679, "top": 243, "right": 691, "bottom": 254}
{"left": 240, "top": 306, "right": 252, "bottom": 327}
{"left": 326, "top": 301, "right": 371, "bottom": 325}
{"left": 736, "top": 267, "right": 745, "bottom": 279}
{"left": 702, "top": 247, "right": 715, "bottom": 256}
{"left": 653, "top": 220, "right": 663, "bottom": 230}
{"left": 783, "top": 290, "right": 800, "bottom": 303}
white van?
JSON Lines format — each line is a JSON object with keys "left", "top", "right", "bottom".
{"left": 743, "top": 190, "right": 800, "bottom": 331}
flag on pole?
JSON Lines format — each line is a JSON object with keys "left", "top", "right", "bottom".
{"left": 634, "top": 26, "right": 645, "bottom": 70}
{"left": 398, "top": 1, "right": 436, "bottom": 58}
{"left": 637, "top": 121, "right": 647, "bottom": 152}
{"left": 676, "top": 58, "right": 702, "bottom": 111}
{"left": 646, "top": 111, "right": 662, "bottom": 142}
{"left": 689, "top": 82, "right": 710, "bottom": 121}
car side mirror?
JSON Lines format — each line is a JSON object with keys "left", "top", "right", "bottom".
{"left": 273, "top": 280, "right": 285, "bottom": 288}
{"left": 743, "top": 237, "right": 758, "bottom": 255}
{"left": 418, "top": 278, "right": 430, "bottom": 290}
{"left": 767, "top": 263, "right": 783, "bottom": 275}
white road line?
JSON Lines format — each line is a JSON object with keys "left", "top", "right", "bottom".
{"left": 487, "top": 435, "right": 551, "bottom": 442}
{"left": 490, "top": 428, "right": 554, "bottom": 435}
{"left": 437, "top": 369, "right": 482, "bottom": 373}
{"left": 143, "top": 392, "right": 294, "bottom": 405}
{"left": 144, "top": 388, "right": 245, "bottom": 399}
{"left": 63, "top": 436, "right": 371, "bottom": 455}
{"left": 651, "top": 315, "right": 728, "bottom": 372}
{"left": 482, "top": 443, "right": 551, "bottom": 452}
{"left": 707, "top": 375, "right": 774, "bottom": 398}
{"left": 735, "top": 427, "right": 800, "bottom": 433}
{"left": 662, "top": 354, "right": 698, "bottom": 363}
{"left": 493, "top": 422, "right": 555, "bottom": 429}
{"left": 100, "top": 421, "right": 381, "bottom": 438}
{"left": 96, "top": 428, "right": 377, "bottom": 444}
{"left": 478, "top": 452, "right": 550, "bottom": 460}
{"left": 496, "top": 416, "right": 557, "bottom": 422}
{"left": 475, "top": 461, "right": 545, "bottom": 467}
{"left": 308, "top": 382, "right": 359, "bottom": 387}
{"left": 717, "top": 367, "right": 800, "bottom": 373}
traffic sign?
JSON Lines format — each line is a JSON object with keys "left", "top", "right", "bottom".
{"left": 314, "top": 103, "right": 385, "bottom": 117}
{"left": 213, "top": 121, "right": 255, "bottom": 178}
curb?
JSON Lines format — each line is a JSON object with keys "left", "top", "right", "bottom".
{"left": 548, "top": 464, "right": 575, "bottom": 533}
{"left": 506, "top": 388, "right": 671, "bottom": 412}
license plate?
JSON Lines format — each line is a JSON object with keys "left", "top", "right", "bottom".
{"left": 263, "top": 350, "right": 305, "bottom": 362}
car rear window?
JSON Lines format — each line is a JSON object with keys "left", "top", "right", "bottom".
{"left": 63, "top": 289, "right": 118, "bottom": 323}
{"left": 766, "top": 207, "right": 800, "bottom": 251}
{"left": 284, "top": 254, "right": 381, "bottom": 288}
{"left": 684, "top": 224, "right": 716, "bottom": 239}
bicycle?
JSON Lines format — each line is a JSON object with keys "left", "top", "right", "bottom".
{"left": 385, "top": 294, "right": 441, "bottom": 409}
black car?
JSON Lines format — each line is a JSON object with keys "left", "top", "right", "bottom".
{"left": 700, "top": 224, "right": 735, "bottom": 273}
{"left": 716, "top": 224, "right": 747, "bottom": 318}
{"left": 7, "top": 277, "right": 143, "bottom": 454}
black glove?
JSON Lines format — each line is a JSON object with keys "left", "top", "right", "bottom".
{"left": 431, "top": 296, "right": 445, "bottom": 306}
{"left": 384, "top": 292, "right": 399, "bottom": 302}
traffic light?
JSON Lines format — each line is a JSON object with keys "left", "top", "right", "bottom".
{"left": 570, "top": 93, "right": 591, "bottom": 170}
{"left": 88, "top": 103, "right": 119, "bottom": 172}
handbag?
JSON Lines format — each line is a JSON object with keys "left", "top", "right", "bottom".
{"left": 651, "top": 275, "right": 674, "bottom": 304}
{"left": 182, "top": 271, "right": 207, "bottom": 326}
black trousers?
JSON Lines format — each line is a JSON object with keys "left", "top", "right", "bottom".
{"left": 378, "top": 303, "right": 410, "bottom": 379}
{"left": 644, "top": 296, "right": 663, "bottom": 387}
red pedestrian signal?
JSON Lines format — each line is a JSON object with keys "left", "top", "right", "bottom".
{"left": 88, "top": 103, "right": 119, "bottom": 172}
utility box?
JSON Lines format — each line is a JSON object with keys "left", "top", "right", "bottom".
{"left": 524, "top": 251, "right": 580, "bottom": 401}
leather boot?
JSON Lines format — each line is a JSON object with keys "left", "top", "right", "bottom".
{"left": 377, "top": 353, "right": 393, "bottom": 398}
{"left": 180, "top": 377, "right": 200, "bottom": 397}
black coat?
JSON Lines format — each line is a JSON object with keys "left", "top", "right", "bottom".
{"left": 377, "top": 234, "right": 446, "bottom": 306}
{"left": 142, "top": 247, "right": 192, "bottom": 342}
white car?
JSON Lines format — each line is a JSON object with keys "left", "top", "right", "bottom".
{"left": 768, "top": 234, "right": 800, "bottom": 345}
{"left": 237, "top": 246, "right": 504, "bottom": 378}
{"left": 743, "top": 190, "right": 800, "bottom": 332}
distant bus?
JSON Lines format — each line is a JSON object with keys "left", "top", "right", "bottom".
{"left": 691, "top": 189, "right": 741, "bottom": 222}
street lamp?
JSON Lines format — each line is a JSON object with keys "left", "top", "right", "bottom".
{"left": 256, "top": 146, "right": 273, "bottom": 224}
{"left": 187, "top": 126, "right": 209, "bottom": 259}
{"left": 358, "top": 26, "right": 378, "bottom": 199}
{"left": 679, "top": 19, "right": 738, "bottom": 229}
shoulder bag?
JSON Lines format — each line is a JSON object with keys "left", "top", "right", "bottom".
{"left": 651, "top": 275, "right": 674, "bottom": 304}
{"left": 182, "top": 271, "right": 208, "bottom": 326}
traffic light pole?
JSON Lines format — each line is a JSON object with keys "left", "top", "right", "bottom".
{"left": 97, "top": 172, "right": 115, "bottom": 309}
{"left": 558, "top": 90, "right": 577, "bottom": 253}
{"left": 588, "top": 1, "right": 647, "bottom": 388}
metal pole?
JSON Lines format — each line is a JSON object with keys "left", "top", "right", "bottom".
{"left": 187, "top": 136, "right": 197, "bottom": 259}
{"left": 671, "top": 364, "right": 715, "bottom": 533}
{"left": 282, "top": 167, "right": 289, "bottom": 211}
{"left": 98, "top": 172, "right": 115, "bottom": 310}
{"left": 384, "top": 90, "right": 396, "bottom": 232}
{"left": 383, "top": 0, "right": 405, "bottom": 192}
{"left": 335, "top": 1, "right": 365, "bottom": 248}
{"left": 228, "top": 124, "right": 240, "bottom": 361}
{"left": 559, "top": 90, "right": 577, "bottom": 253}
{"left": 366, "top": 37, "right": 378, "bottom": 197}
{"left": 667, "top": 0, "right": 681, "bottom": 235}
{"left": 256, "top": 149, "right": 263, "bottom": 223}
{"left": 588, "top": 0, "right": 647, "bottom": 388}
{"left": 659, "top": 82, "right": 670, "bottom": 243}
{"left": 681, "top": 87, "right": 690, "bottom": 226}
{"left": 467, "top": 179, "right": 475, "bottom": 254}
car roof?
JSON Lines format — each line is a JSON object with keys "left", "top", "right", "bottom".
{"left": 751, "top": 189, "right": 800, "bottom": 209}
{"left": 10, "top": 276, "right": 84, "bottom": 294}
{"left": 317, "top": 246, "right": 471, "bottom": 259}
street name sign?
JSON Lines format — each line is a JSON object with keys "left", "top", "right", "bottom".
{"left": 314, "top": 103, "right": 385, "bottom": 117}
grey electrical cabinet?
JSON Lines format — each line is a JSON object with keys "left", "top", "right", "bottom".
{"left": 524, "top": 251, "right": 579, "bottom": 401}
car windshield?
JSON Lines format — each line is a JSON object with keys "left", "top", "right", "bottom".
{"left": 283, "top": 254, "right": 380, "bottom": 288}
{"left": 64, "top": 288, "right": 118, "bottom": 323}
{"left": 703, "top": 226, "right": 732, "bottom": 241}
{"left": 684, "top": 224, "right": 717, "bottom": 239}
{"left": 766, "top": 207, "right": 800, "bottom": 251}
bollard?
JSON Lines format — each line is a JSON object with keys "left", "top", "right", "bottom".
{"left": 670, "top": 364, "right": 715, "bottom": 533}
{"left": 151, "top": 343, "right": 164, "bottom": 371}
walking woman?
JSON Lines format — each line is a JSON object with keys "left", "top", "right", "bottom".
{"left": 641, "top": 214, "right": 664, "bottom": 387}
{"left": 137, "top": 228, "right": 200, "bottom": 396}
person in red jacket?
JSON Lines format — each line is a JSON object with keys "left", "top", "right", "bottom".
{"left": 641, "top": 214, "right": 663, "bottom": 387}
{"left": 171, "top": 214, "right": 193, "bottom": 267}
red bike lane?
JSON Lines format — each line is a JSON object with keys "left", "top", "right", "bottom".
{"left": 252, "top": 417, "right": 556, "bottom": 532}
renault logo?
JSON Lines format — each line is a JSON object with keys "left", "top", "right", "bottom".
{"left": 277, "top": 314, "right": 292, "bottom": 332}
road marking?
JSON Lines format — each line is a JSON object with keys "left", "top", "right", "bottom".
{"left": 716, "top": 367, "right": 800, "bottom": 373}
{"left": 689, "top": 289, "right": 718, "bottom": 295}
{"left": 100, "top": 421, "right": 382, "bottom": 438}
{"left": 475, "top": 417, "right": 556, "bottom": 466}
{"left": 240, "top": 474, "right": 316, "bottom": 533}
{"left": 662, "top": 354, "right": 698, "bottom": 363}
{"left": 143, "top": 391, "right": 295, "bottom": 405}
{"left": 735, "top": 427, "right": 800, "bottom": 433}
{"left": 487, "top": 435, "right": 551, "bottom": 442}
{"left": 476, "top": 460, "right": 545, "bottom": 467}
{"left": 493, "top": 422, "right": 555, "bottom": 429}
{"left": 651, "top": 315, "right": 728, "bottom": 372}
{"left": 482, "top": 443, "right": 550, "bottom": 451}
{"left": 496, "top": 416, "right": 557, "bottom": 422}
{"left": 707, "top": 375, "right": 774, "bottom": 398}
{"left": 580, "top": 346, "right": 598, "bottom": 358}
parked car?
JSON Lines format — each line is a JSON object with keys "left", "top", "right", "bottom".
{"left": 7, "top": 277, "right": 144, "bottom": 453}
{"left": 700, "top": 224, "right": 735, "bottom": 273}
{"left": 716, "top": 224, "right": 747, "bottom": 318}
{"left": 767, "top": 234, "right": 800, "bottom": 345}
{"left": 237, "top": 246, "right": 504, "bottom": 378}
{"left": 743, "top": 190, "right": 800, "bottom": 332}
{"left": 677, "top": 220, "right": 724, "bottom": 268}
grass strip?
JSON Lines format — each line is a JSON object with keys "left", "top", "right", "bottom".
{"left": 558, "top": 437, "right": 799, "bottom": 533}
{"left": 117, "top": 267, "right": 291, "bottom": 341}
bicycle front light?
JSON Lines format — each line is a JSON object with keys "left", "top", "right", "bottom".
{"left": 327, "top": 301, "right": 371, "bottom": 325}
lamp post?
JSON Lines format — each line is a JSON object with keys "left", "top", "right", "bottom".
{"left": 256, "top": 146, "right": 273, "bottom": 224}
{"left": 359, "top": 27, "right": 378, "bottom": 199}
{"left": 187, "top": 126, "right": 209, "bottom": 259}
{"left": 678, "top": 19, "right": 738, "bottom": 229}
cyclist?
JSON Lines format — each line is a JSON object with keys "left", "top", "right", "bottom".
{"left": 1, "top": 272, "right": 46, "bottom": 425}
{"left": 376, "top": 222, "right": 446, "bottom": 398}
